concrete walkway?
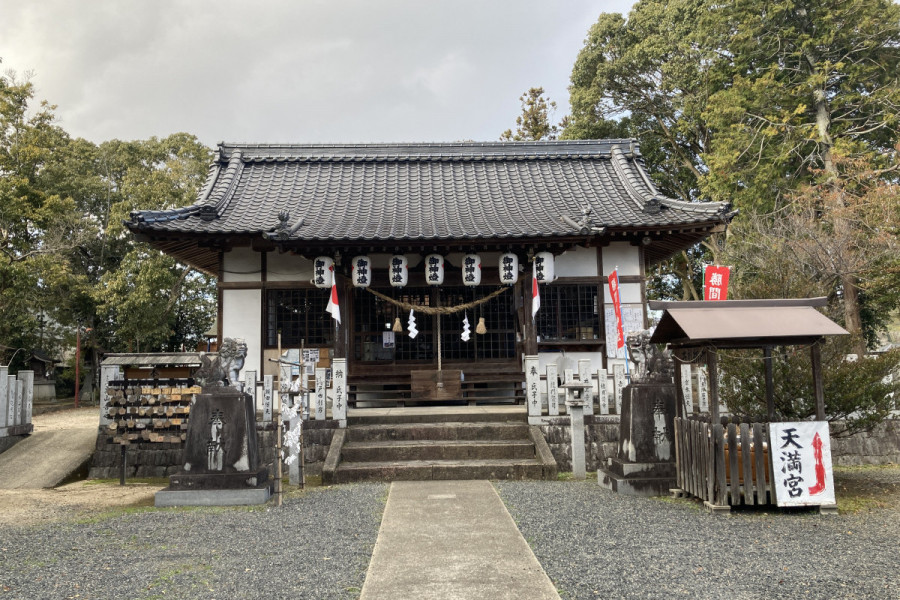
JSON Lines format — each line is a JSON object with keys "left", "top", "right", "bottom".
{"left": 0, "top": 407, "right": 97, "bottom": 489}
{"left": 360, "top": 480, "right": 560, "bottom": 600}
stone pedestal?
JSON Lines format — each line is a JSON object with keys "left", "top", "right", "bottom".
{"left": 156, "top": 386, "right": 271, "bottom": 507}
{"left": 598, "top": 382, "right": 677, "bottom": 496}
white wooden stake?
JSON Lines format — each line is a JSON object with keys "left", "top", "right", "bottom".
{"left": 596, "top": 368, "right": 609, "bottom": 415}
{"left": 545, "top": 363, "right": 559, "bottom": 416}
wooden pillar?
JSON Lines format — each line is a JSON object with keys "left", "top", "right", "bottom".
{"left": 810, "top": 340, "right": 825, "bottom": 421}
{"left": 763, "top": 346, "right": 776, "bottom": 421}
{"left": 334, "top": 276, "right": 351, "bottom": 359}
{"left": 522, "top": 278, "right": 537, "bottom": 356}
{"left": 706, "top": 347, "right": 720, "bottom": 423}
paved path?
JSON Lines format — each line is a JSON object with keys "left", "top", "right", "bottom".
{"left": 360, "top": 480, "right": 560, "bottom": 600}
{"left": 0, "top": 407, "right": 97, "bottom": 489}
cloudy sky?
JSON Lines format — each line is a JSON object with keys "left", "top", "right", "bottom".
{"left": 0, "top": 0, "right": 636, "bottom": 147}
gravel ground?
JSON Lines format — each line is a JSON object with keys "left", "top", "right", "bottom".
{"left": 0, "top": 483, "right": 387, "bottom": 600}
{"left": 495, "top": 468, "right": 900, "bottom": 600}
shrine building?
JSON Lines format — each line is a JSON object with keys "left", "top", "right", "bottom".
{"left": 126, "top": 140, "right": 734, "bottom": 407}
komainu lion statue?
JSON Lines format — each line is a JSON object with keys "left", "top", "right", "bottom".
{"left": 626, "top": 329, "right": 674, "bottom": 383}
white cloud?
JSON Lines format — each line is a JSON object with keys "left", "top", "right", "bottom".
{"left": 0, "top": 0, "right": 636, "bottom": 146}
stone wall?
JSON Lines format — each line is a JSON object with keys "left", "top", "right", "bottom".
{"left": 538, "top": 415, "right": 621, "bottom": 472}
{"left": 537, "top": 416, "right": 900, "bottom": 472}
{"left": 831, "top": 420, "right": 900, "bottom": 466}
{"left": 89, "top": 419, "right": 339, "bottom": 479}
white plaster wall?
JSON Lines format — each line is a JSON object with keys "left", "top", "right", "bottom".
{"left": 602, "top": 242, "right": 641, "bottom": 276}
{"left": 222, "top": 289, "right": 262, "bottom": 376}
{"left": 267, "top": 252, "right": 314, "bottom": 282}
{"left": 555, "top": 246, "right": 598, "bottom": 278}
{"left": 601, "top": 243, "right": 643, "bottom": 304}
{"left": 222, "top": 248, "right": 262, "bottom": 282}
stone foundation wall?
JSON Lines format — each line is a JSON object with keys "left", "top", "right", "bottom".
{"left": 831, "top": 420, "right": 900, "bottom": 466}
{"left": 539, "top": 415, "right": 621, "bottom": 472}
{"left": 537, "top": 417, "right": 900, "bottom": 472}
{"left": 88, "top": 419, "right": 339, "bottom": 479}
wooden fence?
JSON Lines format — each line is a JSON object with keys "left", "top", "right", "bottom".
{"left": 674, "top": 416, "right": 776, "bottom": 508}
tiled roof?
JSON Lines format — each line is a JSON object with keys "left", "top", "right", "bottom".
{"left": 127, "top": 140, "right": 733, "bottom": 243}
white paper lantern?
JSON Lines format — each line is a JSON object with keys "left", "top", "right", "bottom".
{"left": 389, "top": 255, "right": 409, "bottom": 287}
{"left": 534, "top": 251, "right": 555, "bottom": 283}
{"left": 351, "top": 255, "right": 372, "bottom": 288}
{"left": 462, "top": 254, "right": 482, "bottom": 287}
{"left": 425, "top": 254, "right": 444, "bottom": 286}
{"left": 499, "top": 252, "right": 519, "bottom": 285}
{"left": 313, "top": 256, "right": 334, "bottom": 288}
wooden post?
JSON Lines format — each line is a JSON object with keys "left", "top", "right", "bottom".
{"left": 525, "top": 356, "right": 540, "bottom": 423}
{"left": 0, "top": 366, "right": 8, "bottom": 433}
{"left": 315, "top": 368, "right": 327, "bottom": 420}
{"left": 811, "top": 341, "right": 825, "bottom": 421}
{"left": 578, "top": 359, "right": 593, "bottom": 416}
{"left": 763, "top": 346, "right": 776, "bottom": 421}
{"left": 680, "top": 362, "right": 693, "bottom": 417}
{"left": 20, "top": 370, "right": 33, "bottom": 426}
{"left": 546, "top": 363, "right": 559, "bottom": 416}
{"left": 596, "top": 369, "right": 609, "bottom": 415}
{"left": 673, "top": 352, "right": 684, "bottom": 420}
{"left": 275, "top": 334, "right": 284, "bottom": 505}
{"left": 522, "top": 278, "right": 538, "bottom": 356}
{"left": 707, "top": 347, "right": 720, "bottom": 424}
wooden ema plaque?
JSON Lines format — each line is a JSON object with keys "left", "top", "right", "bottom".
{"left": 411, "top": 370, "right": 462, "bottom": 401}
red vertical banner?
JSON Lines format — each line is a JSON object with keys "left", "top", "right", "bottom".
{"left": 704, "top": 265, "right": 730, "bottom": 301}
{"left": 608, "top": 269, "right": 625, "bottom": 351}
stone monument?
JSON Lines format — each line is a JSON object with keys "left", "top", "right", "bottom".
{"left": 155, "top": 342, "right": 271, "bottom": 507}
{"left": 598, "top": 330, "right": 678, "bottom": 496}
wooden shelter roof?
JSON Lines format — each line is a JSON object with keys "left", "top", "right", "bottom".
{"left": 648, "top": 298, "right": 849, "bottom": 349}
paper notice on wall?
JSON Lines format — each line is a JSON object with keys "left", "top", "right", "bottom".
{"left": 605, "top": 304, "right": 644, "bottom": 359}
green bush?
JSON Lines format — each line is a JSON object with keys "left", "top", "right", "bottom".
{"left": 719, "top": 340, "right": 899, "bottom": 437}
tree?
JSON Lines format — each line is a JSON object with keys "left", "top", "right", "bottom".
{"left": 500, "top": 87, "right": 561, "bottom": 141}
{"left": 562, "top": 1, "right": 728, "bottom": 301}
{"left": 564, "top": 1, "right": 726, "bottom": 203}
{"left": 0, "top": 71, "right": 86, "bottom": 364}
{"left": 720, "top": 344, "right": 900, "bottom": 438}
{"left": 0, "top": 63, "right": 215, "bottom": 391}
{"left": 702, "top": 0, "right": 900, "bottom": 350}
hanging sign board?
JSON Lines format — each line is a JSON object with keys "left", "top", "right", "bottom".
{"left": 351, "top": 255, "right": 372, "bottom": 288}
{"left": 704, "top": 265, "right": 730, "bottom": 301}
{"left": 769, "top": 421, "right": 835, "bottom": 507}
{"left": 313, "top": 256, "right": 334, "bottom": 289}
{"left": 390, "top": 255, "right": 409, "bottom": 287}
{"left": 462, "top": 254, "right": 481, "bottom": 286}
{"left": 534, "top": 251, "right": 555, "bottom": 283}
{"left": 499, "top": 252, "right": 518, "bottom": 285}
{"left": 425, "top": 254, "right": 444, "bottom": 285}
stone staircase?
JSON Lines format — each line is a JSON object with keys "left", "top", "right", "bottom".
{"left": 322, "top": 411, "right": 557, "bottom": 483}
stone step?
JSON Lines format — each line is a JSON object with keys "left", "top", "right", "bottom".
{"left": 341, "top": 439, "right": 536, "bottom": 462}
{"left": 347, "top": 410, "right": 527, "bottom": 426}
{"left": 348, "top": 422, "right": 531, "bottom": 443}
{"left": 334, "top": 458, "right": 548, "bottom": 483}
